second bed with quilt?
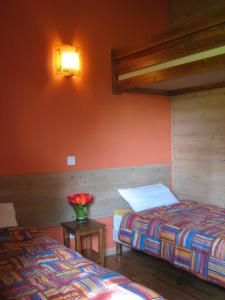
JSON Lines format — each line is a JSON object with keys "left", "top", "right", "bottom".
{"left": 117, "top": 200, "right": 225, "bottom": 287}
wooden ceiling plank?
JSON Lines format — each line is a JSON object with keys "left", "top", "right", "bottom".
{"left": 115, "top": 54, "right": 225, "bottom": 92}
{"left": 170, "top": 81, "right": 225, "bottom": 96}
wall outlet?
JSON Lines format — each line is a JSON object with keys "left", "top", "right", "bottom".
{"left": 67, "top": 156, "right": 76, "bottom": 166}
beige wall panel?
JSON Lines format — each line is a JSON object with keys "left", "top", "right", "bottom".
{"left": 0, "top": 164, "right": 170, "bottom": 228}
{"left": 172, "top": 88, "right": 225, "bottom": 207}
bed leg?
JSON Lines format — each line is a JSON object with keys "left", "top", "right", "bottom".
{"left": 116, "top": 242, "right": 122, "bottom": 255}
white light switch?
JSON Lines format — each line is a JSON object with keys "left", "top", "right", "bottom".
{"left": 67, "top": 156, "right": 76, "bottom": 166}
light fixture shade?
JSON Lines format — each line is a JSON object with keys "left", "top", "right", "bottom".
{"left": 55, "top": 45, "right": 80, "bottom": 76}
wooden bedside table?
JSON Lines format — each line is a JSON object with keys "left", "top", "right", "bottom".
{"left": 61, "top": 219, "right": 105, "bottom": 267}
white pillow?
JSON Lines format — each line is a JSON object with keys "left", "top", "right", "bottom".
{"left": 0, "top": 203, "right": 18, "bottom": 228}
{"left": 118, "top": 183, "right": 179, "bottom": 212}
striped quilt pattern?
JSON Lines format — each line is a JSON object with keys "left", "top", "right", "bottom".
{"left": 119, "top": 200, "right": 225, "bottom": 287}
{"left": 0, "top": 229, "right": 164, "bottom": 299}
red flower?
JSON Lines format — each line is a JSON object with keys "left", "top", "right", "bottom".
{"left": 68, "top": 193, "right": 93, "bottom": 206}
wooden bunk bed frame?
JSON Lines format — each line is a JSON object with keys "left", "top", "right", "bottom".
{"left": 112, "top": 14, "right": 225, "bottom": 96}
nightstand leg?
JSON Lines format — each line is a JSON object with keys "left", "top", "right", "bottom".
{"left": 63, "top": 228, "right": 70, "bottom": 248}
{"left": 86, "top": 235, "right": 92, "bottom": 250}
{"left": 99, "top": 228, "right": 105, "bottom": 267}
{"left": 75, "top": 232, "right": 81, "bottom": 253}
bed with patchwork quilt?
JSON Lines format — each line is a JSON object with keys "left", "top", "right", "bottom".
{"left": 0, "top": 227, "right": 164, "bottom": 299}
{"left": 118, "top": 200, "right": 225, "bottom": 287}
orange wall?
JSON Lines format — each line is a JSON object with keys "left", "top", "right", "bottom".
{"left": 0, "top": 0, "right": 170, "bottom": 248}
{"left": 0, "top": 0, "right": 170, "bottom": 176}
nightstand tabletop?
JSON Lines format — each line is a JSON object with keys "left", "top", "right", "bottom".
{"left": 61, "top": 218, "right": 105, "bottom": 233}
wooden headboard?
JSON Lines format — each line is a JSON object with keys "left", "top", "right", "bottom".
{"left": 0, "top": 164, "right": 170, "bottom": 228}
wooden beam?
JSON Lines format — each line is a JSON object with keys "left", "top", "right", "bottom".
{"left": 170, "top": 81, "right": 225, "bottom": 95}
{"left": 120, "top": 82, "right": 225, "bottom": 97}
{"left": 115, "top": 54, "right": 225, "bottom": 92}
{"left": 115, "top": 24, "right": 225, "bottom": 75}
{"left": 115, "top": 12, "right": 225, "bottom": 60}
{"left": 111, "top": 49, "right": 121, "bottom": 95}
{"left": 124, "top": 88, "right": 171, "bottom": 96}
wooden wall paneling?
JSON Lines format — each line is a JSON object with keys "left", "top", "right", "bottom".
{"left": 0, "top": 164, "right": 170, "bottom": 228}
{"left": 172, "top": 88, "right": 225, "bottom": 207}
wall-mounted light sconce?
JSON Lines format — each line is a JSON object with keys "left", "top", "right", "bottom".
{"left": 55, "top": 45, "right": 80, "bottom": 76}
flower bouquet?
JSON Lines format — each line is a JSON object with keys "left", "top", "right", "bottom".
{"left": 68, "top": 193, "right": 93, "bottom": 222}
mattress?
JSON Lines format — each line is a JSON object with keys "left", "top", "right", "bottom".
{"left": 0, "top": 226, "right": 164, "bottom": 300}
{"left": 118, "top": 200, "right": 225, "bottom": 288}
{"left": 114, "top": 213, "right": 123, "bottom": 231}
{"left": 113, "top": 209, "right": 132, "bottom": 244}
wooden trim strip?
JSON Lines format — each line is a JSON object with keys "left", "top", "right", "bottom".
{"left": 0, "top": 165, "right": 170, "bottom": 228}
{"left": 118, "top": 45, "right": 225, "bottom": 81}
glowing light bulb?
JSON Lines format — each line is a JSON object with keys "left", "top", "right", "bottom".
{"left": 55, "top": 45, "right": 80, "bottom": 76}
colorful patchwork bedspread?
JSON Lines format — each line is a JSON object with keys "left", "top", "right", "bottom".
{"left": 0, "top": 227, "right": 164, "bottom": 300}
{"left": 119, "top": 200, "right": 225, "bottom": 287}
